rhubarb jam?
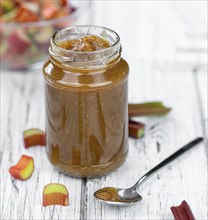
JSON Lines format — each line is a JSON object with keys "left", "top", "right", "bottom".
{"left": 94, "top": 187, "right": 121, "bottom": 202}
{"left": 43, "top": 26, "right": 129, "bottom": 177}
{"left": 58, "top": 35, "right": 110, "bottom": 51}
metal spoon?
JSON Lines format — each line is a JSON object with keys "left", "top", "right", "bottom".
{"left": 94, "top": 137, "right": 203, "bottom": 206}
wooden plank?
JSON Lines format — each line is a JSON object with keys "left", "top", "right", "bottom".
{"left": 194, "top": 69, "right": 208, "bottom": 169}
{"left": 0, "top": 72, "right": 82, "bottom": 220}
{"left": 92, "top": 1, "right": 207, "bottom": 65}
{"left": 195, "top": 69, "right": 208, "bottom": 139}
{"left": 86, "top": 65, "right": 207, "bottom": 219}
{"left": 0, "top": 64, "right": 207, "bottom": 218}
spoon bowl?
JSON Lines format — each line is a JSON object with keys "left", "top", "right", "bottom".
{"left": 94, "top": 187, "right": 142, "bottom": 206}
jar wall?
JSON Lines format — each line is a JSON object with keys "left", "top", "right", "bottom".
{"left": 43, "top": 58, "right": 129, "bottom": 177}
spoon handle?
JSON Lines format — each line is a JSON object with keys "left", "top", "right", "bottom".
{"left": 135, "top": 137, "right": 203, "bottom": 188}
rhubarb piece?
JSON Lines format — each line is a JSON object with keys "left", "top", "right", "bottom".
{"left": 24, "top": 128, "right": 46, "bottom": 148}
{"left": 128, "top": 102, "right": 171, "bottom": 117}
{"left": 43, "top": 183, "right": 69, "bottom": 206}
{"left": 0, "top": 0, "right": 15, "bottom": 13}
{"left": 0, "top": 40, "right": 8, "bottom": 55}
{"left": 129, "top": 120, "right": 145, "bottom": 138}
{"left": 9, "top": 155, "right": 34, "bottom": 180}
{"left": 171, "top": 200, "right": 196, "bottom": 220}
{"left": 0, "top": 0, "right": 75, "bottom": 22}
{"left": 55, "top": 8, "right": 70, "bottom": 19}
{"left": 15, "top": 7, "right": 39, "bottom": 22}
{"left": 8, "top": 30, "right": 31, "bottom": 53}
{"left": 60, "top": 0, "right": 68, "bottom": 7}
{"left": 0, "top": 8, "right": 17, "bottom": 22}
{"left": 33, "top": 26, "right": 54, "bottom": 44}
{"left": 41, "top": 1, "right": 59, "bottom": 19}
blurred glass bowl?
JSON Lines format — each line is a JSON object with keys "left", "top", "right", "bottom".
{"left": 0, "top": 1, "right": 89, "bottom": 71}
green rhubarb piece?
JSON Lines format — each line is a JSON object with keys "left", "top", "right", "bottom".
{"left": 0, "top": 41, "right": 8, "bottom": 55}
{"left": 0, "top": 0, "right": 15, "bottom": 13}
{"left": 0, "top": 8, "right": 17, "bottom": 22}
{"left": 128, "top": 102, "right": 171, "bottom": 117}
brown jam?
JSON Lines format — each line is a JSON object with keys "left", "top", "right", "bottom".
{"left": 43, "top": 26, "right": 129, "bottom": 178}
{"left": 94, "top": 187, "right": 121, "bottom": 202}
{"left": 58, "top": 35, "right": 110, "bottom": 51}
{"left": 94, "top": 187, "right": 133, "bottom": 203}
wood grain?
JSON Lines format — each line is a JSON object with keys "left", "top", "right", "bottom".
{"left": 0, "top": 73, "right": 83, "bottom": 220}
{"left": 1, "top": 67, "right": 207, "bottom": 219}
{"left": 1, "top": 1, "right": 207, "bottom": 219}
{"left": 86, "top": 65, "right": 207, "bottom": 220}
{"left": 194, "top": 69, "right": 208, "bottom": 157}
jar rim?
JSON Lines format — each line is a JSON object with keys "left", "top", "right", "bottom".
{"left": 51, "top": 25, "right": 120, "bottom": 55}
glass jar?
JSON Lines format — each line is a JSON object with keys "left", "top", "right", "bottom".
{"left": 43, "top": 25, "right": 129, "bottom": 177}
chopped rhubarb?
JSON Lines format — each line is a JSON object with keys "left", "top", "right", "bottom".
{"left": 60, "top": 0, "right": 68, "bottom": 7}
{"left": 41, "top": 1, "right": 59, "bottom": 19}
{"left": 171, "top": 200, "right": 196, "bottom": 220}
{"left": 8, "top": 30, "right": 30, "bottom": 53}
{"left": 33, "top": 26, "right": 54, "bottom": 44}
{"left": 129, "top": 120, "right": 145, "bottom": 138}
{"left": 128, "top": 102, "right": 171, "bottom": 117}
{"left": 15, "top": 7, "right": 39, "bottom": 22}
{"left": 23, "top": 128, "right": 46, "bottom": 148}
{"left": 0, "top": 0, "right": 75, "bottom": 22}
{"left": 9, "top": 155, "right": 34, "bottom": 180}
{"left": 0, "top": 0, "right": 15, "bottom": 13}
{"left": 43, "top": 183, "right": 69, "bottom": 206}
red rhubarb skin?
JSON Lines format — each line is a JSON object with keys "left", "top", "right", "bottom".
{"left": 9, "top": 155, "right": 33, "bottom": 180}
{"left": 24, "top": 134, "right": 46, "bottom": 148}
{"left": 43, "top": 193, "right": 69, "bottom": 206}
{"left": 8, "top": 32, "right": 30, "bottom": 54}
{"left": 171, "top": 200, "right": 196, "bottom": 220}
{"left": 128, "top": 120, "right": 145, "bottom": 138}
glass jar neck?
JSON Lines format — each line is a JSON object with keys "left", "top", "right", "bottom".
{"left": 49, "top": 25, "right": 121, "bottom": 71}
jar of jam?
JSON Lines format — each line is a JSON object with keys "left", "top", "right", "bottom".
{"left": 43, "top": 25, "right": 129, "bottom": 177}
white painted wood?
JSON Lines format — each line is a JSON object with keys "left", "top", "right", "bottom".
{"left": 0, "top": 73, "right": 83, "bottom": 220}
{"left": 196, "top": 69, "right": 208, "bottom": 156}
{"left": 197, "top": 69, "right": 208, "bottom": 130}
{"left": 1, "top": 1, "right": 207, "bottom": 220}
{"left": 91, "top": 0, "right": 207, "bottom": 66}
{"left": 86, "top": 66, "right": 207, "bottom": 220}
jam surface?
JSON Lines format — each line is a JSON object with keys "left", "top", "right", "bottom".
{"left": 58, "top": 35, "right": 110, "bottom": 52}
{"left": 94, "top": 187, "right": 121, "bottom": 202}
{"left": 94, "top": 187, "right": 136, "bottom": 203}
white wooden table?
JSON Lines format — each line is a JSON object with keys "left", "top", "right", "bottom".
{"left": 1, "top": 1, "right": 207, "bottom": 219}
